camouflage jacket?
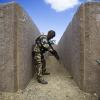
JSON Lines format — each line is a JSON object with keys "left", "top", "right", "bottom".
{"left": 33, "top": 35, "right": 54, "bottom": 54}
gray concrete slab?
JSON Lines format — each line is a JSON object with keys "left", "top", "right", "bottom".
{"left": 57, "top": 2, "right": 100, "bottom": 96}
{"left": 0, "top": 2, "right": 40, "bottom": 92}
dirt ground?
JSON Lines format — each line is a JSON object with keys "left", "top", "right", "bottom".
{"left": 0, "top": 56, "right": 98, "bottom": 100}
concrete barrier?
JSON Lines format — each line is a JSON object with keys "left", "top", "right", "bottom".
{"left": 58, "top": 2, "right": 100, "bottom": 96}
{"left": 0, "top": 2, "right": 40, "bottom": 92}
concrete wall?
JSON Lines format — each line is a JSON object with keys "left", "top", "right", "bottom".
{"left": 83, "top": 2, "right": 100, "bottom": 95}
{"left": 0, "top": 2, "right": 40, "bottom": 92}
{"left": 58, "top": 2, "right": 100, "bottom": 95}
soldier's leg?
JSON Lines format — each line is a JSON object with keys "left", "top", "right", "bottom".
{"left": 41, "top": 56, "right": 50, "bottom": 75}
{"left": 34, "top": 53, "right": 42, "bottom": 78}
{"left": 41, "top": 56, "right": 46, "bottom": 73}
{"left": 34, "top": 53, "right": 48, "bottom": 84}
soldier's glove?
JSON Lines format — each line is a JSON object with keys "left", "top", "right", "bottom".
{"left": 52, "top": 50, "right": 59, "bottom": 60}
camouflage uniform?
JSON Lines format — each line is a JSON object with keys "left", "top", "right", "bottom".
{"left": 32, "top": 35, "right": 54, "bottom": 79}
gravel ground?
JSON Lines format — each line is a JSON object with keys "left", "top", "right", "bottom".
{"left": 0, "top": 56, "right": 98, "bottom": 100}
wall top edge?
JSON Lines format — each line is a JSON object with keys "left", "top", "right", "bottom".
{"left": 0, "top": 2, "right": 19, "bottom": 6}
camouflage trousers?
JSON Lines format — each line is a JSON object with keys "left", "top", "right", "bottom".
{"left": 33, "top": 52, "right": 46, "bottom": 78}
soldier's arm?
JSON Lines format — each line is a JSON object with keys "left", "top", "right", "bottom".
{"left": 41, "top": 37, "right": 53, "bottom": 52}
{"left": 49, "top": 49, "right": 59, "bottom": 60}
{"left": 41, "top": 37, "right": 59, "bottom": 60}
{"left": 48, "top": 42, "right": 59, "bottom": 60}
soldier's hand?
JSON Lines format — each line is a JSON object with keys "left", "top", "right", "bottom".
{"left": 52, "top": 50, "right": 59, "bottom": 60}
{"left": 55, "top": 54, "right": 59, "bottom": 60}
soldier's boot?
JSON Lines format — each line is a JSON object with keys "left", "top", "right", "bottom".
{"left": 37, "top": 77, "right": 48, "bottom": 84}
{"left": 42, "top": 71, "right": 50, "bottom": 75}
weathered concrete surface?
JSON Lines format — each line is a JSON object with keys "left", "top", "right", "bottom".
{"left": 0, "top": 2, "right": 40, "bottom": 92}
{"left": 0, "top": 56, "right": 97, "bottom": 100}
{"left": 58, "top": 2, "right": 100, "bottom": 96}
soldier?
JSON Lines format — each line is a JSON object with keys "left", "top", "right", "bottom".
{"left": 32, "top": 30, "right": 59, "bottom": 84}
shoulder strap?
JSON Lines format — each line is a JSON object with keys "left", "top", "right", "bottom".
{"left": 35, "top": 35, "right": 41, "bottom": 44}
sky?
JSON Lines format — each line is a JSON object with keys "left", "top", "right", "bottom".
{"left": 0, "top": 0, "right": 99, "bottom": 43}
